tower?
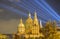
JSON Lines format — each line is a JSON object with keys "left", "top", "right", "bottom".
{"left": 25, "top": 12, "right": 33, "bottom": 34}
{"left": 40, "top": 20, "right": 43, "bottom": 28}
{"left": 34, "top": 11, "right": 39, "bottom": 25}
{"left": 17, "top": 18, "right": 25, "bottom": 35}
{"left": 32, "top": 11, "right": 39, "bottom": 34}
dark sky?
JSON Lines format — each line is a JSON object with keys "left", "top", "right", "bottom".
{"left": 46, "top": 0, "right": 60, "bottom": 15}
{"left": 0, "top": 0, "right": 60, "bottom": 34}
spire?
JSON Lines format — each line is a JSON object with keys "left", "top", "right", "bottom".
{"left": 33, "top": 11, "right": 39, "bottom": 26}
{"left": 20, "top": 18, "right": 23, "bottom": 24}
{"left": 34, "top": 11, "right": 37, "bottom": 19}
{"left": 34, "top": 11, "right": 38, "bottom": 22}
{"left": 28, "top": 12, "right": 31, "bottom": 18}
{"left": 40, "top": 20, "right": 43, "bottom": 28}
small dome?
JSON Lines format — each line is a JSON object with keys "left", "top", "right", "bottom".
{"left": 18, "top": 18, "right": 25, "bottom": 27}
{"left": 18, "top": 23, "right": 25, "bottom": 27}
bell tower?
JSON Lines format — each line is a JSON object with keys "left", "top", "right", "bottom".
{"left": 17, "top": 18, "right": 25, "bottom": 35}
{"left": 25, "top": 12, "right": 33, "bottom": 34}
{"left": 32, "top": 11, "right": 39, "bottom": 34}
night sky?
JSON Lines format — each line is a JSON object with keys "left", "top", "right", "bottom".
{"left": 0, "top": 0, "right": 60, "bottom": 34}
{"left": 46, "top": 0, "right": 60, "bottom": 15}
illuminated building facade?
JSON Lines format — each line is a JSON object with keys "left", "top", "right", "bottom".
{"left": 13, "top": 12, "right": 44, "bottom": 39}
{"left": 0, "top": 34, "right": 9, "bottom": 39}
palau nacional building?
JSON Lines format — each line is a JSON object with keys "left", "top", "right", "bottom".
{"left": 13, "top": 12, "right": 44, "bottom": 39}
{"left": 12, "top": 12, "right": 60, "bottom": 39}
{"left": 0, "top": 12, "right": 60, "bottom": 39}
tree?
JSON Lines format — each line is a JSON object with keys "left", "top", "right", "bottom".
{"left": 42, "top": 21, "right": 56, "bottom": 39}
